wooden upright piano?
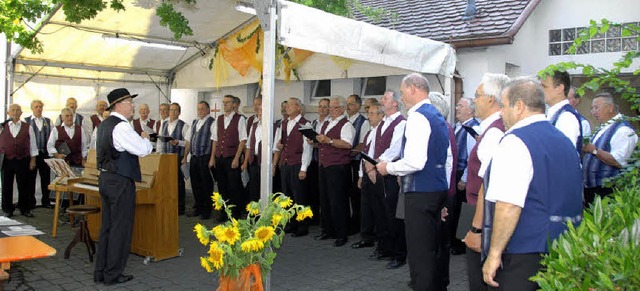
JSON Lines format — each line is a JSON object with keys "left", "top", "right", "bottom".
{"left": 67, "top": 150, "right": 179, "bottom": 263}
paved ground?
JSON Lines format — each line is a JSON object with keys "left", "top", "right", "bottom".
{"left": 2, "top": 194, "right": 469, "bottom": 291}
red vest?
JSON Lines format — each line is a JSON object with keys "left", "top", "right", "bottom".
{"left": 216, "top": 114, "right": 241, "bottom": 158}
{"left": 374, "top": 115, "right": 406, "bottom": 158}
{"left": 55, "top": 125, "right": 83, "bottom": 166}
{"left": 246, "top": 115, "right": 256, "bottom": 135}
{"left": 466, "top": 118, "right": 505, "bottom": 204}
{"left": 280, "top": 116, "right": 308, "bottom": 166}
{"left": 0, "top": 122, "right": 31, "bottom": 159}
{"left": 133, "top": 118, "right": 156, "bottom": 135}
{"left": 90, "top": 114, "right": 102, "bottom": 129}
{"left": 248, "top": 121, "right": 261, "bottom": 165}
{"left": 318, "top": 118, "right": 351, "bottom": 167}
{"left": 446, "top": 121, "right": 458, "bottom": 198}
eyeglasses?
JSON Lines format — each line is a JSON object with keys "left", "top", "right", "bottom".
{"left": 329, "top": 106, "right": 342, "bottom": 110}
{"left": 591, "top": 104, "right": 607, "bottom": 112}
{"left": 474, "top": 93, "right": 490, "bottom": 99}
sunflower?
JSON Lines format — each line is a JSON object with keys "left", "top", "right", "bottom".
{"left": 271, "top": 213, "right": 283, "bottom": 227}
{"left": 255, "top": 226, "right": 275, "bottom": 243}
{"left": 214, "top": 225, "right": 240, "bottom": 245}
{"left": 241, "top": 238, "right": 265, "bottom": 252}
{"left": 212, "top": 192, "right": 223, "bottom": 210}
{"left": 296, "top": 208, "right": 313, "bottom": 222}
{"left": 208, "top": 242, "right": 225, "bottom": 270}
{"left": 200, "top": 257, "right": 214, "bottom": 273}
{"left": 278, "top": 196, "right": 293, "bottom": 208}
{"left": 246, "top": 203, "right": 260, "bottom": 216}
{"left": 193, "top": 223, "right": 210, "bottom": 245}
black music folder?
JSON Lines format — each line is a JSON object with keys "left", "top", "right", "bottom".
{"left": 360, "top": 152, "right": 378, "bottom": 165}
{"left": 157, "top": 136, "right": 175, "bottom": 142}
{"left": 462, "top": 125, "right": 479, "bottom": 139}
{"left": 56, "top": 142, "right": 71, "bottom": 156}
{"left": 456, "top": 202, "right": 476, "bottom": 240}
{"left": 298, "top": 125, "right": 318, "bottom": 143}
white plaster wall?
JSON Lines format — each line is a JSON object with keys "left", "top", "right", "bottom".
{"left": 171, "top": 89, "right": 199, "bottom": 126}
{"left": 1, "top": 35, "right": 6, "bottom": 118}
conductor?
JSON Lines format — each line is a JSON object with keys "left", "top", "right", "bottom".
{"left": 94, "top": 88, "right": 153, "bottom": 286}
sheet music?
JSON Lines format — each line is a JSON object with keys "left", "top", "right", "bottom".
{"left": 74, "top": 183, "right": 99, "bottom": 192}
{"left": 0, "top": 216, "right": 22, "bottom": 226}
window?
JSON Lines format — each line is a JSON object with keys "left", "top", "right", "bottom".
{"left": 312, "top": 80, "right": 331, "bottom": 97}
{"left": 549, "top": 22, "right": 638, "bottom": 56}
{"left": 363, "top": 76, "right": 386, "bottom": 96}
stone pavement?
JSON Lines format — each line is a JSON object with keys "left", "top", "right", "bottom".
{"left": 2, "top": 195, "right": 469, "bottom": 291}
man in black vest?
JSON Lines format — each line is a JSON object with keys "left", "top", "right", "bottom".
{"left": 188, "top": 101, "right": 215, "bottom": 219}
{"left": 346, "top": 94, "right": 370, "bottom": 234}
{"left": 94, "top": 88, "right": 153, "bottom": 286}
{"left": 1, "top": 104, "right": 38, "bottom": 217}
{"left": 25, "top": 100, "right": 54, "bottom": 208}
{"left": 157, "top": 103, "right": 190, "bottom": 215}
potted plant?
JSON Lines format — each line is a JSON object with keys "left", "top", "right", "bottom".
{"left": 194, "top": 192, "right": 313, "bottom": 290}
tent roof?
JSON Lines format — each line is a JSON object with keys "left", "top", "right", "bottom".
{"left": 13, "top": 0, "right": 456, "bottom": 88}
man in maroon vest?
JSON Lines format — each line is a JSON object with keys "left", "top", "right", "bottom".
{"left": 314, "top": 96, "right": 356, "bottom": 247}
{"left": 155, "top": 103, "right": 170, "bottom": 134}
{"left": 132, "top": 103, "right": 156, "bottom": 136}
{"left": 48, "top": 108, "right": 90, "bottom": 167}
{"left": 242, "top": 96, "right": 263, "bottom": 203}
{"left": 209, "top": 95, "right": 247, "bottom": 219}
{"left": 273, "top": 97, "right": 313, "bottom": 237}
{"left": 90, "top": 100, "right": 108, "bottom": 130}
{"left": 1, "top": 104, "right": 38, "bottom": 217}
{"left": 55, "top": 97, "right": 92, "bottom": 137}
{"left": 463, "top": 73, "right": 509, "bottom": 291}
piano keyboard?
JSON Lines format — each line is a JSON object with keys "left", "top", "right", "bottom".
{"left": 73, "top": 183, "right": 99, "bottom": 192}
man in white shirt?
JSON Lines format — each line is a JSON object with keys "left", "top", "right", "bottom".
{"left": 155, "top": 103, "right": 170, "bottom": 134}
{"left": 376, "top": 73, "right": 450, "bottom": 290}
{"left": 541, "top": 71, "right": 583, "bottom": 150}
{"left": 90, "top": 100, "right": 108, "bottom": 130}
{"left": 25, "top": 100, "right": 54, "bottom": 208}
{"left": 132, "top": 104, "right": 156, "bottom": 136}
{"left": 157, "top": 103, "right": 190, "bottom": 215}
{"left": 273, "top": 97, "right": 313, "bottom": 237}
{"left": 568, "top": 86, "right": 592, "bottom": 137}
{"left": 346, "top": 94, "right": 370, "bottom": 235}
{"left": 187, "top": 101, "right": 215, "bottom": 219}
{"left": 306, "top": 98, "right": 330, "bottom": 224}
{"left": 582, "top": 92, "right": 638, "bottom": 203}
{"left": 1, "top": 104, "right": 38, "bottom": 217}
{"left": 242, "top": 96, "right": 263, "bottom": 202}
{"left": 464, "top": 73, "right": 509, "bottom": 291}
{"left": 481, "top": 77, "right": 582, "bottom": 290}
{"left": 48, "top": 108, "right": 90, "bottom": 167}
{"left": 209, "top": 95, "right": 247, "bottom": 219}
{"left": 55, "top": 97, "right": 92, "bottom": 137}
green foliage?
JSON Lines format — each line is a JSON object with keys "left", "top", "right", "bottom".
{"left": 156, "top": 1, "right": 193, "bottom": 40}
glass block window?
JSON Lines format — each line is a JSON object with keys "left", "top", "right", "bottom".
{"left": 549, "top": 22, "right": 639, "bottom": 56}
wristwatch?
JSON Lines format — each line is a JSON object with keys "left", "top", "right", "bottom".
{"left": 592, "top": 148, "right": 598, "bottom": 155}
{"left": 470, "top": 226, "right": 482, "bottom": 234}
{"left": 329, "top": 139, "right": 333, "bottom": 145}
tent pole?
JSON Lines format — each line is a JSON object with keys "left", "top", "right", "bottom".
{"left": 444, "top": 76, "right": 453, "bottom": 123}
{"left": 257, "top": 0, "right": 276, "bottom": 290}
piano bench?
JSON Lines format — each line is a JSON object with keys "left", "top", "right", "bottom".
{"left": 64, "top": 205, "right": 100, "bottom": 262}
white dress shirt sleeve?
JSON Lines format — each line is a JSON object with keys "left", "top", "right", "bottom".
{"left": 113, "top": 121, "right": 153, "bottom": 157}
{"left": 484, "top": 134, "right": 533, "bottom": 208}
{"left": 609, "top": 126, "right": 638, "bottom": 167}
{"left": 387, "top": 113, "right": 430, "bottom": 176}
{"left": 81, "top": 116, "right": 93, "bottom": 138}
{"left": 446, "top": 141, "right": 452, "bottom": 186}
{"left": 211, "top": 119, "right": 219, "bottom": 142}
{"left": 273, "top": 126, "right": 282, "bottom": 153}
{"left": 555, "top": 112, "right": 582, "bottom": 148}
{"left": 29, "top": 126, "right": 38, "bottom": 157}
{"left": 477, "top": 127, "right": 505, "bottom": 179}
{"left": 300, "top": 122, "right": 313, "bottom": 171}
{"left": 340, "top": 122, "right": 356, "bottom": 146}
{"left": 81, "top": 127, "right": 90, "bottom": 158}
{"left": 47, "top": 128, "right": 59, "bottom": 156}
{"left": 379, "top": 120, "right": 406, "bottom": 162}
{"left": 581, "top": 120, "right": 592, "bottom": 137}
{"left": 237, "top": 116, "right": 248, "bottom": 142}
{"left": 358, "top": 120, "right": 370, "bottom": 144}
{"left": 180, "top": 123, "right": 190, "bottom": 147}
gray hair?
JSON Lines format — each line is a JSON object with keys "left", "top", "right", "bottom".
{"left": 288, "top": 97, "right": 302, "bottom": 107}
{"left": 139, "top": 103, "right": 150, "bottom": 110}
{"left": 480, "top": 73, "right": 510, "bottom": 106}
{"left": 460, "top": 97, "right": 475, "bottom": 113}
{"left": 31, "top": 100, "right": 44, "bottom": 107}
{"left": 60, "top": 107, "right": 73, "bottom": 115}
{"left": 368, "top": 102, "right": 384, "bottom": 115}
{"left": 331, "top": 96, "right": 346, "bottom": 107}
{"left": 595, "top": 92, "right": 619, "bottom": 112}
{"left": 385, "top": 89, "right": 405, "bottom": 112}
{"left": 429, "top": 92, "right": 449, "bottom": 117}
{"left": 402, "top": 73, "right": 430, "bottom": 93}
{"left": 503, "top": 77, "right": 546, "bottom": 113}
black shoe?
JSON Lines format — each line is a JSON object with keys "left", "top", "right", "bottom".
{"left": 104, "top": 274, "right": 133, "bottom": 286}
{"left": 407, "top": 280, "right": 415, "bottom": 289}
{"left": 21, "top": 210, "right": 34, "bottom": 218}
{"left": 386, "top": 259, "right": 406, "bottom": 269}
{"left": 284, "top": 225, "right": 295, "bottom": 234}
{"left": 186, "top": 211, "right": 200, "bottom": 218}
{"left": 351, "top": 240, "right": 374, "bottom": 249}
{"left": 368, "top": 250, "right": 392, "bottom": 261}
{"left": 41, "top": 203, "right": 54, "bottom": 209}
{"left": 314, "top": 233, "right": 333, "bottom": 240}
{"left": 291, "top": 230, "right": 309, "bottom": 237}
{"left": 333, "top": 238, "right": 348, "bottom": 247}
{"left": 3, "top": 211, "right": 13, "bottom": 218}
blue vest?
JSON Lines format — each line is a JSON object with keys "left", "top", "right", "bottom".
{"left": 455, "top": 118, "right": 479, "bottom": 170}
{"left": 549, "top": 103, "right": 583, "bottom": 152}
{"left": 351, "top": 114, "right": 366, "bottom": 160}
{"left": 97, "top": 116, "right": 142, "bottom": 181}
{"left": 401, "top": 103, "right": 449, "bottom": 193}
{"left": 481, "top": 121, "right": 583, "bottom": 259}
{"left": 162, "top": 119, "right": 186, "bottom": 157}
{"left": 25, "top": 116, "right": 52, "bottom": 155}
{"left": 190, "top": 117, "right": 214, "bottom": 157}
{"left": 583, "top": 120, "right": 634, "bottom": 187}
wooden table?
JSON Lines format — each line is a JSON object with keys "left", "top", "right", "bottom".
{"left": 47, "top": 182, "right": 82, "bottom": 238}
{"left": 0, "top": 236, "right": 56, "bottom": 289}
